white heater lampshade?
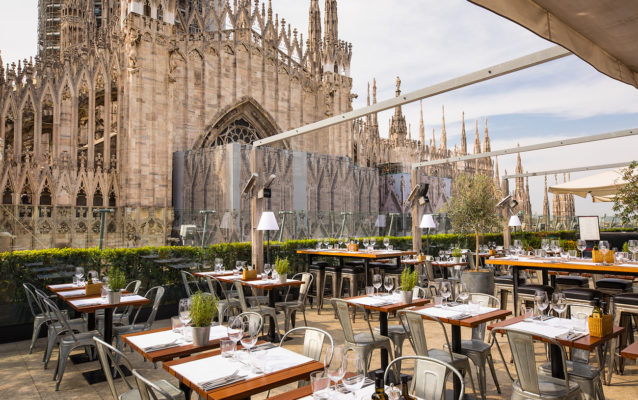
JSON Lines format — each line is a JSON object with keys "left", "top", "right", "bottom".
{"left": 420, "top": 214, "right": 437, "bottom": 229}
{"left": 508, "top": 215, "right": 522, "bottom": 227}
{"left": 220, "top": 212, "right": 232, "bottom": 229}
{"left": 257, "top": 211, "right": 279, "bottom": 231}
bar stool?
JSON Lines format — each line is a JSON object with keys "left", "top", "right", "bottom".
{"left": 562, "top": 288, "right": 603, "bottom": 310}
{"left": 320, "top": 266, "right": 340, "bottom": 314}
{"left": 493, "top": 274, "right": 526, "bottom": 311}
{"left": 609, "top": 293, "right": 638, "bottom": 383}
{"left": 556, "top": 275, "right": 590, "bottom": 291}
{"left": 518, "top": 284, "right": 554, "bottom": 316}
{"left": 595, "top": 277, "right": 633, "bottom": 296}
{"left": 308, "top": 262, "right": 328, "bottom": 309}
{"left": 339, "top": 267, "right": 365, "bottom": 298}
{"left": 381, "top": 266, "right": 403, "bottom": 290}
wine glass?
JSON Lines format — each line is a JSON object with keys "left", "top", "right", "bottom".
{"left": 363, "top": 237, "right": 370, "bottom": 249}
{"left": 383, "top": 237, "right": 390, "bottom": 250}
{"left": 576, "top": 239, "right": 587, "bottom": 259}
{"left": 552, "top": 293, "right": 567, "bottom": 318}
{"left": 383, "top": 276, "right": 394, "bottom": 294}
{"left": 325, "top": 346, "right": 345, "bottom": 395}
{"left": 628, "top": 240, "right": 638, "bottom": 261}
{"left": 439, "top": 281, "right": 452, "bottom": 306}
{"left": 227, "top": 316, "right": 244, "bottom": 358}
{"left": 372, "top": 274, "right": 382, "bottom": 296}
{"left": 178, "top": 298, "right": 192, "bottom": 336}
{"left": 535, "top": 292, "right": 549, "bottom": 320}
{"left": 324, "top": 238, "right": 330, "bottom": 248}
{"left": 342, "top": 351, "right": 365, "bottom": 398}
{"left": 541, "top": 239, "right": 550, "bottom": 255}
{"left": 599, "top": 241, "right": 609, "bottom": 264}
{"left": 75, "top": 267, "right": 85, "bottom": 286}
{"left": 214, "top": 258, "right": 223, "bottom": 272}
{"left": 370, "top": 237, "right": 377, "bottom": 249}
{"left": 241, "top": 318, "right": 260, "bottom": 370}
{"left": 264, "top": 263, "right": 272, "bottom": 279}
{"left": 458, "top": 283, "right": 470, "bottom": 305}
{"left": 338, "top": 237, "right": 344, "bottom": 249}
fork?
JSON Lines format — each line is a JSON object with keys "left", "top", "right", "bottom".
{"left": 199, "top": 369, "right": 240, "bottom": 389}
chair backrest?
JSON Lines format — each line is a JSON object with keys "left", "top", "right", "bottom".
{"left": 132, "top": 369, "right": 181, "bottom": 400}
{"left": 236, "top": 311, "right": 263, "bottom": 333}
{"left": 503, "top": 327, "right": 570, "bottom": 395}
{"left": 401, "top": 310, "right": 454, "bottom": 359}
{"left": 412, "top": 286, "right": 428, "bottom": 300}
{"left": 181, "top": 270, "right": 200, "bottom": 297}
{"left": 112, "top": 279, "right": 143, "bottom": 314}
{"left": 38, "top": 294, "right": 78, "bottom": 341}
{"left": 331, "top": 299, "right": 356, "bottom": 342}
{"left": 463, "top": 293, "right": 500, "bottom": 341}
{"left": 206, "top": 276, "right": 231, "bottom": 300}
{"left": 130, "top": 286, "right": 165, "bottom": 330}
{"left": 285, "top": 273, "right": 313, "bottom": 304}
{"left": 384, "top": 356, "right": 464, "bottom": 400}
{"left": 279, "top": 326, "right": 334, "bottom": 363}
{"left": 93, "top": 336, "right": 134, "bottom": 399}
{"left": 23, "top": 282, "right": 45, "bottom": 317}
{"left": 233, "top": 280, "right": 250, "bottom": 312}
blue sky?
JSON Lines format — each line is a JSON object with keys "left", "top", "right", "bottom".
{"left": 2, "top": 0, "right": 638, "bottom": 217}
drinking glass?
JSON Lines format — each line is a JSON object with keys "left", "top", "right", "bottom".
{"left": 310, "top": 371, "right": 331, "bottom": 400}
{"left": 628, "top": 240, "right": 638, "bottom": 261}
{"left": 383, "top": 237, "right": 390, "bottom": 250}
{"left": 535, "top": 292, "right": 549, "bottom": 320}
{"left": 75, "top": 267, "right": 85, "bottom": 286}
{"left": 372, "top": 274, "right": 382, "bottom": 295}
{"left": 324, "top": 238, "right": 330, "bottom": 248}
{"left": 227, "top": 316, "right": 244, "bottom": 357}
{"left": 550, "top": 240, "right": 560, "bottom": 258}
{"left": 599, "top": 241, "right": 610, "bottom": 264}
{"left": 577, "top": 239, "right": 587, "bottom": 259}
{"left": 221, "top": 339, "right": 236, "bottom": 358}
{"left": 383, "top": 276, "right": 394, "bottom": 294}
{"left": 541, "top": 239, "right": 550, "bottom": 253}
{"left": 342, "top": 352, "right": 365, "bottom": 398}
{"left": 214, "top": 258, "right": 223, "bottom": 272}
{"left": 552, "top": 293, "right": 567, "bottom": 318}
{"left": 264, "top": 263, "right": 272, "bottom": 278}
{"left": 325, "top": 346, "right": 345, "bottom": 395}
{"left": 365, "top": 286, "right": 374, "bottom": 296}
{"left": 178, "top": 298, "right": 192, "bottom": 335}
{"left": 434, "top": 296, "right": 443, "bottom": 307}
{"left": 458, "top": 283, "right": 470, "bottom": 304}
{"left": 370, "top": 237, "right": 377, "bottom": 249}
{"left": 513, "top": 240, "right": 522, "bottom": 253}
{"left": 560, "top": 248, "right": 569, "bottom": 259}
{"left": 568, "top": 249, "right": 577, "bottom": 259}
{"left": 439, "top": 281, "right": 451, "bottom": 305}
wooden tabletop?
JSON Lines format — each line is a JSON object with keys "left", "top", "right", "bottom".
{"left": 193, "top": 271, "right": 234, "bottom": 279}
{"left": 408, "top": 304, "right": 511, "bottom": 328}
{"left": 61, "top": 293, "right": 150, "bottom": 313}
{"left": 267, "top": 385, "right": 312, "bottom": 400}
{"left": 621, "top": 341, "right": 638, "bottom": 360}
{"left": 46, "top": 282, "right": 87, "bottom": 292}
{"left": 344, "top": 295, "right": 429, "bottom": 313}
{"left": 487, "top": 315, "right": 624, "bottom": 351}
{"left": 485, "top": 257, "right": 638, "bottom": 275}
{"left": 296, "top": 249, "right": 416, "bottom": 259}
{"left": 162, "top": 344, "right": 324, "bottom": 400}
{"left": 122, "top": 327, "right": 226, "bottom": 363}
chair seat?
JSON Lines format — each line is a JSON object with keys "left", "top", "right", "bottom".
{"left": 345, "top": 261, "right": 365, "bottom": 267}
{"left": 60, "top": 330, "right": 101, "bottom": 346}
{"left": 514, "top": 375, "right": 580, "bottom": 397}
{"left": 325, "top": 266, "right": 340, "bottom": 273}
{"left": 461, "top": 339, "right": 491, "bottom": 353}
{"left": 374, "top": 325, "right": 407, "bottom": 336}
{"left": 595, "top": 278, "right": 632, "bottom": 291}
{"left": 275, "top": 301, "right": 302, "bottom": 310}
{"left": 120, "top": 379, "right": 185, "bottom": 400}
{"left": 539, "top": 360, "right": 600, "bottom": 380}
{"left": 341, "top": 267, "right": 364, "bottom": 274}
{"left": 427, "top": 348, "right": 470, "bottom": 364}
{"left": 369, "top": 261, "right": 395, "bottom": 268}
{"left": 555, "top": 276, "right": 589, "bottom": 287}
{"left": 311, "top": 261, "right": 330, "bottom": 268}
{"left": 494, "top": 275, "right": 526, "bottom": 285}
{"left": 518, "top": 284, "right": 554, "bottom": 296}
{"left": 114, "top": 323, "right": 146, "bottom": 336}
{"left": 613, "top": 292, "right": 638, "bottom": 306}
{"left": 562, "top": 288, "right": 602, "bottom": 301}
{"left": 353, "top": 332, "right": 392, "bottom": 345}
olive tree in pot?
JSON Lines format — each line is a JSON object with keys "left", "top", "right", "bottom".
{"left": 400, "top": 268, "right": 419, "bottom": 304}
{"left": 107, "top": 268, "right": 126, "bottom": 304}
{"left": 189, "top": 291, "right": 219, "bottom": 346}
{"left": 444, "top": 173, "right": 501, "bottom": 294}
{"left": 274, "top": 257, "right": 289, "bottom": 284}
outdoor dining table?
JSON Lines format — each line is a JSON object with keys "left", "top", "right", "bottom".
{"left": 296, "top": 248, "right": 416, "bottom": 285}
{"left": 408, "top": 303, "right": 510, "bottom": 399}
{"left": 621, "top": 341, "right": 638, "bottom": 360}
{"left": 162, "top": 340, "right": 324, "bottom": 400}
{"left": 344, "top": 294, "right": 429, "bottom": 372}
{"left": 485, "top": 256, "right": 638, "bottom": 315}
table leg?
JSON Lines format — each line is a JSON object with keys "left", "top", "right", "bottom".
{"left": 379, "top": 311, "right": 389, "bottom": 370}
{"left": 179, "top": 382, "right": 192, "bottom": 400}
{"left": 364, "top": 259, "right": 370, "bottom": 286}
{"left": 268, "top": 289, "right": 277, "bottom": 341}
{"left": 550, "top": 343, "right": 565, "bottom": 379}
{"left": 87, "top": 312, "right": 96, "bottom": 331}
{"left": 542, "top": 270, "right": 549, "bottom": 286}
{"left": 104, "top": 308, "right": 113, "bottom": 344}
{"left": 451, "top": 325, "right": 463, "bottom": 399}
{"left": 512, "top": 267, "right": 519, "bottom": 316}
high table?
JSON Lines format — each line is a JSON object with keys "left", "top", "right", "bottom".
{"left": 485, "top": 257, "right": 638, "bottom": 315}
{"left": 296, "top": 249, "right": 416, "bottom": 286}
{"left": 344, "top": 294, "right": 429, "bottom": 372}
{"left": 409, "top": 304, "right": 510, "bottom": 399}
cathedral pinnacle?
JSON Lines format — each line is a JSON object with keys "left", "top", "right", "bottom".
{"left": 419, "top": 101, "right": 425, "bottom": 146}
{"left": 324, "top": 0, "right": 338, "bottom": 43}
{"left": 308, "top": 0, "right": 321, "bottom": 54}
{"left": 460, "top": 111, "right": 467, "bottom": 155}
{"left": 473, "top": 120, "right": 481, "bottom": 154}
{"left": 440, "top": 105, "right": 447, "bottom": 151}
{"left": 483, "top": 117, "right": 491, "bottom": 152}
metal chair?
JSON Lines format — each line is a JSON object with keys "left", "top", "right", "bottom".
{"left": 113, "top": 286, "right": 165, "bottom": 350}
{"left": 234, "top": 281, "right": 280, "bottom": 339}
{"left": 275, "top": 272, "right": 313, "bottom": 332}
{"left": 331, "top": 298, "right": 393, "bottom": 374}
{"left": 384, "top": 356, "right": 465, "bottom": 400}
{"left": 401, "top": 310, "right": 477, "bottom": 398}
{"left": 40, "top": 296, "right": 101, "bottom": 390}
{"left": 493, "top": 327, "right": 582, "bottom": 400}
{"left": 133, "top": 369, "right": 185, "bottom": 400}
{"left": 181, "top": 270, "right": 202, "bottom": 297}
{"left": 93, "top": 337, "right": 185, "bottom": 400}
{"left": 23, "top": 282, "right": 67, "bottom": 354}
{"left": 205, "top": 276, "right": 241, "bottom": 321}
{"left": 455, "top": 293, "right": 501, "bottom": 400}
{"left": 97, "top": 279, "right": 142, "bottom": 331}
{"left": 608, "top": 292, "right": 638, "bottom": 384}
{"left": 236, "top": 311, "right": 264, "bottom": 333}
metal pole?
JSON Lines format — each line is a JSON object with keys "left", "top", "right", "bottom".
{"left": 502, "top": 161, "right": 634, "bottom": 179}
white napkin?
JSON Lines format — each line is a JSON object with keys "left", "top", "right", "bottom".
{"left": 447, "top": 304, "right": 498, "bottom": 315}
{"left": 127, "top": 330, "right": 186, "bottom": 351}
{"left": 69, "top": 294, "right": 147, "bottom": 308}
{"left": 199, "top": 271, "right": 233, "bottom": 276}
{"left": 49, "top": 283, "right": 80, "bottom": 290}
{"left": 299, "top": 383, "right": 377, "bottom": 400}
{"left": 248, "top": 279, "right": 300, "bottom": 286}
{"left": 170, "top": 346, "right": 313, "bottom": 387}
{"left": 208, "top": 325, "right": 229, "bottom": 341}
{"left": 59, "top": 289, "right": 86, "bottom": 298}
{"left": 507, "top": 321, "right": 571, "bottom": 339}
{"left": 417, "top": 307, "right": 467, "bottom": 319}
{"left": 348, "top": 294, "right": 402, "bottom": 307}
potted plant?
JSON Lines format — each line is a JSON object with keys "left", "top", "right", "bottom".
{"left": 400, "top": 268, "right": 419, "bottom": 304}
{"left": 451, "top": 248, "right": 463, "bottom": 264}
{"left": 189, "top": 291, "right": 219, "bottom": 346}
{"left": 444, "top": 173, "right": 501, "bottom": 294}
{"left": 274, "top": 257, "right": 289, "bottom": 284}
{"left": 107, "top": 268, "right": 126, "bottom": 304}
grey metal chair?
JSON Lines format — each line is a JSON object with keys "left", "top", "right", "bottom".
{"left": 205, "top": 276, "right": 241, "bottom": 321}
{"left": 493, "top": 327, "right": 582, "bottom": 400}
{"left": 236, "top": 311, "right": 264, "bottom": 334}
{"left": 23, "top": 283, "right": 67, "bottom": 354}
{"left": 40, "top": 296, "right": 101, "bottom": 390}
{"left": 113, "top": 286, "right": 165, "bottom": 350}
{"left": 454, "top": 293, "right": 501, "bottom": 400}
{"left": 93, "top": 337, "right": 185, "bottom": 400}
{"left": 384, "top": 356, "right": 465, "bottom": 400}
{"left": 331, "top": 298, "right": 393, "bottom": 374}
{"left": 133, "top": 369, "right": 185, "bottom": 400}
{"left": 401, "top": 310, "right": 477, "bottom": 398}
{"left": 181, "top": 270, "right": 201, "bottom": 297}
{"left": 97, "top": 279, "right": 142, "bottom": 331}
{"left": 234, "top": 281, "right": 280, "bottom": 339}
{"left": 275, "top": 272, "right": 313, "bottom": 332}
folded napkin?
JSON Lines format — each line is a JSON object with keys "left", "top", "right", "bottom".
{"left": 348, "top": 294, "right": 402, "bottom": 307}
{"left": 70, "top": 297, "right": 107, "bottom": 307}
{"left": 417, "top": 306, "right": 473, "bottom": 320}
{"left": 49, "top": 283, "right": 80, "bottom": 290}
{"left": 126, "top": 330, "right": 186, "bottom": 351}
{"left": 59, "top": 289, "right": 86, "bottom": 298}
{"left": 508, "top": 321, "right": 571, "bottom": 339}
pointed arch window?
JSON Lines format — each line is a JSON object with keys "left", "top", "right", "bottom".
{"left": 213, "top": 118, "right": 261, "bottom": 146}
{"left": 2, "top": 187, "right": 13, "bottom": 205}
{"left": 93, "top": 187, "right": 103, "bottom": 207}
{"left": 76, "top": 187, "right": 87, "bottom": 206}
{"left": 144, "top": 0, "right": 151, "bottom": 17}
{"left": 40, "top": 186, "right": 52, "bottom": 205}
{"left": 157, "top": 3, "right": 163, "bottom": 21}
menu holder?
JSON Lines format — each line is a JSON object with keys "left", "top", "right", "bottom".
{"left": 242, "top": 269, "right": 258, "bottom": 281}
{"left": 588, "top": 314, "right": 612, "bottom": 337}
{"left": 85, "top": 281, "right": 103, "bottom": 296}
{"left": 592, "top": 250, "right": 614, "bottom": 264}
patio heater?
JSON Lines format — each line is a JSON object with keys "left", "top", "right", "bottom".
{"left": 257, "top": 211, "right": 279, "bottom": 265}
{"left": 94, "top": 208, "right": 115, "bottom": 249}
{"left": 420, "top": 214, "right": 437, "bottom": 255}
{"left": 509, "top": 215, "right": 522, "bottom": 242}
{"left": 199, "top": 210, "right": 216, "bottom": 248}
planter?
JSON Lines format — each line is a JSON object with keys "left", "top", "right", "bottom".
{"left": 278, "top": 274, "right": 288, "bottom": 284}
{"left": 461, "top": 270, "right": 494, "bottom": 295}
{"left": 401, "top": 290, "right": 413, "bottom": 304}
{"left": 191, "top": 326, "right": 211, "bottom": 346}
{"left": 453, "top": 257, "right": 462, "bottom": 264}
{"left": 107, "top": 289, "right": 122, "bottom": 304}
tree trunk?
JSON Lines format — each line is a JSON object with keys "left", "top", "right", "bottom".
{"left": 475, "top": 233, "right": 480, "bottom": 271}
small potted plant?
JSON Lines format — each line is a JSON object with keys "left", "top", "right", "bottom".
{"left": 107, "top": 268, "right": 126, "bottom": 304}
{"left": 400, "top": 268, "right": 419, "bottom": 304}
{"left": 451, "top": 248, "right": 463, "bottom": 264}
{"left": 274, "top": 257, "right": 289, "bottom": 284}
{"left": 189, "top": 291, "right": 219, "bottom": 346}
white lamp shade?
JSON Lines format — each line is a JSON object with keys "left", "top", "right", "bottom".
{"left": 375, "top": 215, "right": 387, "bottom": 228}
{"left": 257, "top": 211, "right": 279, "bottom": 231}
{"left": 508, "top": 215, "right": 522, "bottom": 227}
{"left": 420, "top": 214, "right": 437, "bottom": 229}
{"left": 220, "top": 212, "right": 232, "bottom": 229}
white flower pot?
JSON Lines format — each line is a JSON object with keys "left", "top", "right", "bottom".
{"left": 401, "top": 290, "right": 413, "bottom": 304}
{"left": 107, "top": 289, "right": 121, "bottom": 304}
{"left": 453, "top": 257, "right": 462, "bottom": 264}
{"left": 191, "top": 326, "right": 211, "bottom": 346}
{"left": 279, "top": 274, "right": 287, "bottom": 284}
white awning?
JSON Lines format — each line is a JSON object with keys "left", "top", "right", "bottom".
{"left": 548, "top": 168, "right": 627, "bottom": 202}
{"left": 468, "top": 0, "right": 638, "bottom": 88}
